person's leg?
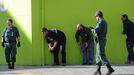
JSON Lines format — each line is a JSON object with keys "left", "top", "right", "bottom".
{"left": 106, "top": 63, "right": 114, "bottom": 75}
{"left": 87, "top": 38, "right": 94, "bottom": 64}
{"left": 11, "top": 43, "right": 17, "bottom": 69}
{"left": 126, "top": 39, "right": 131, "bottom": 64}
{"left": 4, "top": 44, "right": 12, "bottom": 69}
{"left": 53, "top": 47, "right": 59, "bottom": 65}
{"left": 132, "top": 42, "right": 134, "bottom": 62}
{"left": 99, "top": 38, "right": 114, "bottom": 75}
{"left": 61, "top": 44, "right": 66, "bottom": 65}
{"left": 94, "top": 40, "right": 102, "bottom": 75}
{"left": 81, "top": 43, "right": 88, "bottom": 65}
{"left": 94, "top": 62, "right": 102, "bottom": 75}
{"left": 99, "top": 38, "right": 109, "bottom": 64}
{"left": 126, "top": 40, "right": 133, "bottom": 63}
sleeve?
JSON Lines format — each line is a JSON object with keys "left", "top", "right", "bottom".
{"left": 2, "top": 28, "right": 6, "bottom": 37}
{"left": 15, "top": 27, "right": 20, "bottom": 37}
{"left": 87, "top": 27, "right": 92, "bottom": 34}
{"left": 49, "top": 32, "right": 59, "bottom": 42}
{"left": 75, "top": 31, "right": 80, "bottom": 42}
{"left": 1, "top": 28, "right": 7, "bottom": 42}
{"left": 122, "top": 22, "right": 128, "bottom": 34}
{"left": 46, "top": 38, "right": 51, "bottom": 43}
{"left": 95, "top": 22, "right": 103, "bottom": 34}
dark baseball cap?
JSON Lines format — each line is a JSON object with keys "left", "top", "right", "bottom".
{"left": 41, "top": 27, "right": 48, "bottom": 32}
{"left": 95, "top": 10, "right": 103, "bottom": 17}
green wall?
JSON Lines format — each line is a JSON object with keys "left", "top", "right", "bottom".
{"left": 0, "top": 0, "right": 32, "bottom": 65}
{"left": 0, "top": 0, "right": 134, "bottom": 65}
{"left": 33, "top": 0, "right": 134, "bottom": 65}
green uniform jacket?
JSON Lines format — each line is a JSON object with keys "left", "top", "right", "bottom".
{"left": 2, "top": 26, "right": 20, "bottom": 43}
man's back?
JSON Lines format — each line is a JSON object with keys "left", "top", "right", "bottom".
{"left": 123, "top": 20, "right": 134, "bottom": 39}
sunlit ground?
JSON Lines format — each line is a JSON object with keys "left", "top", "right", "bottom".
{"left": 0, "top": 65, "right": 134, "bottom": 75}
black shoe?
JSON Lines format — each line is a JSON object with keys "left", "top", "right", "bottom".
{"left": 106, "top": 69, "right": 114, "bottom": 75}
{"left": 125, "top": 61, "right": 131, "bottom": 64}
{"left": 11, "top": 67, "right": 14, "bottom": 69}
{"left": 82, "top": 63, "right": 87, "bottom": 65}
{"left": 94, "top": 70, "right": 101, "bottom": 75}
{"left": 8, "top": 62, "right": 12, "bottom": 69}
{"left": 62, "top": 63, "right": 66, "bottom": 66}
{"left": 88, "top": 62, "right": 93, "bottom": 65}
{"left": 52, "top": 63, "right": 59, "bottom": 66}
{"left": 11, "top": 62, "right": 15, "bottom": 69}
{"left": 8, "top": 66, "right": 12, "bottom": 69}
{"left": 130, "top": 61, "right": 134, "bottom": 64}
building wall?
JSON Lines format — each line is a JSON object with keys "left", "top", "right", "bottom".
{"left": 0, "top": 0, "right": 134, "bottom": 65}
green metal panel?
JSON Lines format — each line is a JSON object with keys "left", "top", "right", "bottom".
{"left": 0, "top": 0, "right": 134, "bottom": 65}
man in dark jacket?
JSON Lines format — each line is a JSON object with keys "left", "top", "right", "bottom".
{"left": 75, "top": 24, "right": 94, "bottom": 65}
{"left": 42, "top": 27, "right": 66, "bottom": 66}
{"left": 121, "top": 14, "right": 134, "bottom": 64}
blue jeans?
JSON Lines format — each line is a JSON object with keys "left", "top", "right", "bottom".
{"left": 81, "top": 38, "right": 94, "bottom": 64}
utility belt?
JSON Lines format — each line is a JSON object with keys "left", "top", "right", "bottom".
{"left": 98, "top": 36, "right": 106, "bottom": 39}
{"left": 4, "top": 40, "right": 16, "bottom": 43}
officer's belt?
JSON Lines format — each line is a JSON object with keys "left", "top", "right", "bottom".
{"left": 5, "top": 41, "right": 16, "bottom": 43}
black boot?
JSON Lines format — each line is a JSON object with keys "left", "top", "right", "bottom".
{"left": 8, "top": 62, "right": 11, "bottom": 69}
{"left": 106, "top": 64, "right": 114, "bottom": 75}
{"left": 11, "top": 62, "right": 15, "bottom": 69}
{"left": 94, "top": 65, "right": 101, "bottom": 75}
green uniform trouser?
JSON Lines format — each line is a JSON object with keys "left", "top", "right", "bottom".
{"left": 4, "top": 42, "right": 17, "bottom": 63}
{"left": 96, "top": 37, "right": 109, "bottom": 65}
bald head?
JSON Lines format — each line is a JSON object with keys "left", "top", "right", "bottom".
{"left": 76, "top": 24, "right": 83, "bottom": 31}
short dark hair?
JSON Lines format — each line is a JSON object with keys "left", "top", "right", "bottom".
{"left": 42, "top": 27, "right": 48, "bottom": 32}
{"left": 8, "top": 19, "right": 13, "bottom": 23}
{"left": 122, "top": 14, "right": 128, "bottom": 19}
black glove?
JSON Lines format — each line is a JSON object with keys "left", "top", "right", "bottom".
{"left": 50, "top": 50, "right": 54, "bottom": 53}
{"left": 17, "top": 42, "right": 20, "bottom": 48}
{"left": 90, "top": 27, "right": 94, "bottom": 29}
{"left": 2, "top": 42, "right": 4, "bottom": 48}
{"left": 122, "top": 32, "right": 125, "bottom": 35}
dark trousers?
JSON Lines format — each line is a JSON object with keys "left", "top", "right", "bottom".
{"left": 53, "top": 43, "right": 66, "bottom": 64}
{"left": 126, "top": 39, "right": 134, "bottom": 62}
{"left": 81, "top": 38, "right": 94, "bottom": 64}
{"left": 4, "top": 43, "right": 17, "bottom": 63}
{"left": 96, "top": 37, "right": 109, "bottom": 65}
{"left": 96, "top": 37, "right": 114, "bottom": 72}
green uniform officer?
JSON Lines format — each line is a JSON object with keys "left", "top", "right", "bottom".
{"left": 1, "top": 19, "right": 20, "bottom": 69}
{"left": 92, "top": 11, "right": 114, "bottom": 75}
